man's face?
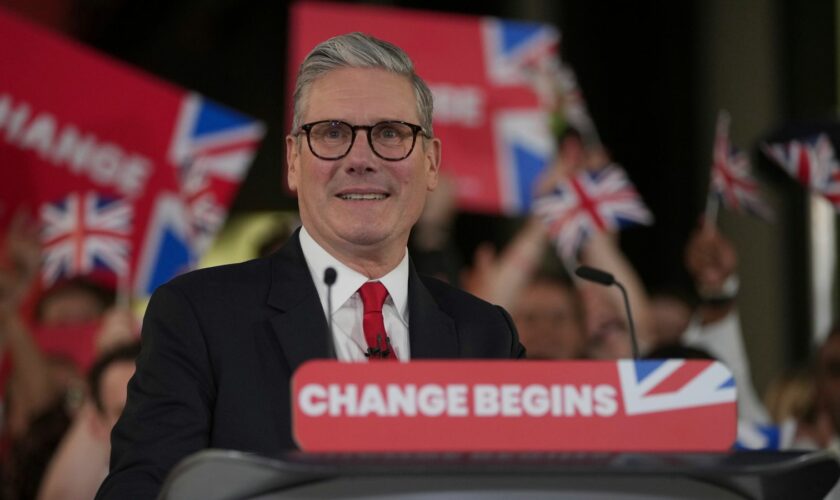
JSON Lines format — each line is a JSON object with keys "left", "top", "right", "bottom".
{"left": 286, "top": 67, "right": 441, "bottom": 262}
{"left": 512, "top": 281, "right": 584, "bottom": 359}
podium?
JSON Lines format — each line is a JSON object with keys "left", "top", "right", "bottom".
{"left": 158, "top": 449, "right": 840, "bottom": 500}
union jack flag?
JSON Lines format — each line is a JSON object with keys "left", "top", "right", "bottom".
{"left": 482, "top": 19, "right": 559, "bottom": 213}
{"left": 762, "top": 133, "right": 840, "bottom": 209}
{"left": 482, "top": 18, "right": 559, "bottom": 84}
{"left": 39, "top": 191, "right": 132, "bottom": 285}
{"left": 168, "top": 93, "right": 265, "bottom": 252}
{"left": 533, "top": 165, "right": 653, "bottom": 258}
{"left": 133, "top": 193, "right": 193, "bottom": 297}
{"left": 618, "top": 359, "right": 735, "bottom": 416}
{"left": 710, "top": 111, "right": 773, "bottom": 220}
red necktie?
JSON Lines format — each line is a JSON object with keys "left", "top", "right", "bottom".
{"left": 358, "top": 281, "right": 396, "bottom": 360}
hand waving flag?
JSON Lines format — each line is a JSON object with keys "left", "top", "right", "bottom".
{"left": 534, "top": 165, "right": 653, "bottom": 258}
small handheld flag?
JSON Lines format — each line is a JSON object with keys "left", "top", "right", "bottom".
{"left": 762, "top": 133, "right": 840, "bottom": 210}
{"left": 534, "top": 165, "right": 653, "bottom": 259}
{"left": 707, "top": 111, "right": 773, "bottom": 222}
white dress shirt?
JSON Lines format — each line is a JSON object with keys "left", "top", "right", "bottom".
{"left": 299, "top": 226, "right": 410, "bottom": 362}
{"left": 682, "top": 310, "right": 769, "bottom": 424}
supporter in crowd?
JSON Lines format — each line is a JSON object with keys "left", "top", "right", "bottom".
{"left": 462, "top": 218, "right": 547, "bottom": 314}
{"left": 463, "top": 127, "right": 654, "bottom": 360}
{"left": 678, "top": 220, "right": 769, "bottom": 424}
{"left": 817, "top": 324, "right": 840, "bottom": 444}
{"left": 538, "top": 128, "right": 653, "bottom": 359}
{"left": 0, "top": 211, "right": 58, "bottom": 442}
{"left": 37, "top": 341, "right": 140, "bottom": 500}
{"left": 0, "top": 210, "right": 137, "bottom": 499}
{"left": 511, "top": 270, "right": 586, "bottom": 359}
{"left": 576, "top": 231, "right": 652, "bottom": 359}
{"left": 765, "top": 366, "right": 836, "bottom": 450}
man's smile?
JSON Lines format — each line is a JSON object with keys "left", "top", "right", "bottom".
{"left": 337, "top": 193, "right": 389, "bottom": 200}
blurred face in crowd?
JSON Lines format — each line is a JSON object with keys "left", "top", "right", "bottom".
{"left": 512, "top": 280, "right": 585, "bottom": 359}
{"left": 39, "top": 288, "right": 106, "bottom": 326}
{"left": 579, "top": 283, "right": 632, "bottom": 359}
{"left": 559, "top": 133, "right": 585, "bottom": 170}
{"left": 817, "top": 332, "right": 840, "bottom": 433}
{"left": 287, "top": 67, "right": 441, "bottom": 269}
{"left": 97, "top": 360, "right": 135, "bottom": 432}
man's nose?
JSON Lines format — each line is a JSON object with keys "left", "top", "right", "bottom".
{"left": 344, "top": 128, "right": 377, "bottom": 165}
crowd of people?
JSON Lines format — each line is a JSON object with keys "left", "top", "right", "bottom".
{"left": 411, "top": 126, "right": 840, "bottom": 457}
{"left": 5, "top": 146, "right": 836, "bottom": 498}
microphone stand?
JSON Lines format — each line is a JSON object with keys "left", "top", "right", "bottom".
{"left": 323, "top": 267, "right": 337, "bottom": 359}
{"left": 575, "top": 265, "right": 640, "bottom": 359}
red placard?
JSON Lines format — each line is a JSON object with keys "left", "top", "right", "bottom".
{"left": 292, "top": 360, "right": 737, "bottom": 452}
{"left": 0, "top": 8, "right": 264, "bottom": 299}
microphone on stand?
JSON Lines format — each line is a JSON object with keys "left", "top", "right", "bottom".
{"left": 574, "top": 265, "right": 640, "bottom": 359}
{"left": 323, "top": 267, "right": 337, "bottom": 359}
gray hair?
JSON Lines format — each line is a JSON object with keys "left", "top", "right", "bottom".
{"left": 291, "top": 32, "right": 434, "bottom": 136}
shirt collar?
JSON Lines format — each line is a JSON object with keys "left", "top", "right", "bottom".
{"left": 298, "top": 226, "right": 409, "bottom": 322}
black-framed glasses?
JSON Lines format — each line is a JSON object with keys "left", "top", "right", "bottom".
{"left": 297, "top": 120, "right": 428, "bottom": 161}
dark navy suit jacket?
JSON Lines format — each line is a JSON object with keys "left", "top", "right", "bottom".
{"left": 96, "top": 230, "right": 525, "bottom": 499}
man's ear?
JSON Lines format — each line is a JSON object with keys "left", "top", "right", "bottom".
{"left": 425, "top": 137, "right": 442, "bottom": 191}
{"left": 286, "top": 135, "right": 299, "bottom": 192}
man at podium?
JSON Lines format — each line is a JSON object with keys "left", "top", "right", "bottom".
{"left": 96, "top": 32, "right": 525, "bottom": 499}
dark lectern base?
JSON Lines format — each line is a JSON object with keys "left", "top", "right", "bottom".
{"left": 159, "top": 450, "right": 840, "bottom": 500}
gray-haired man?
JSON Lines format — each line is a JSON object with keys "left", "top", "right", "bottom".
{"left": 96, "top": 33, "right": 524, "bottom": 499}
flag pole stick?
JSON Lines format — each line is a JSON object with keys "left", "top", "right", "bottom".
{"left": 705, "top": 110, "right": 729, "bottom": 229}
{"left": 704, "top": 192, "right": 719, "bottom": 228}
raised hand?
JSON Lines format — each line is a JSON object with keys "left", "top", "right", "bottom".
{"left": 684, "top": 220, "right": 738, "bottom": 300}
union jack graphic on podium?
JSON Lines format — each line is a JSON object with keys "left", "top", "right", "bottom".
{"left": 618, "top": 359, "right": 736, "bottom": 416}
{"left": 533, "top": 165, "right": 653, "bottom": 258}
{"left": 763, "top": 133, "right": 840, "bottom": 209}
{"left": 168, "top": 93, "right": 265, "bottom": 252}
{"left": 39, "top": 191, "right": 133, "bottom": 286}
{"left": 710, "top": 111, "right": 773, "bottom": 220}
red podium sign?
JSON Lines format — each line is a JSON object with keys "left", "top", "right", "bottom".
{"left": 292, "top": 360, "right": 737, "bottom": 452}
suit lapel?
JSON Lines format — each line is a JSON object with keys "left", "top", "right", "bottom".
{"left": 266, "top": 232, "right": 458, "bottom": 364}
{"left": 408, "top": 261, "right": 459, "bottom": 358}
{"left": 266, "top": 230, "right": 330, "bottom": 373}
